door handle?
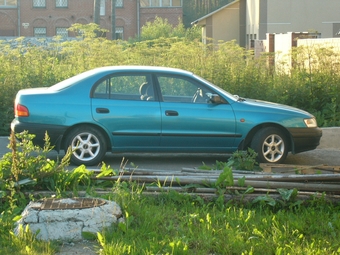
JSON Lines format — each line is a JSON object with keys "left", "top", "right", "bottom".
{"left": 165, "top": 110, "right": 178, "bottom": 116}
{"left": 96, "top": 108, "right": 110, "bottom": 113}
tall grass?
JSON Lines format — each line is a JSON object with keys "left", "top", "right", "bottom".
{"left": 98, "top": 189, "right": 340, "bottom": 255}
{"left": 1, "top": 36, "right": 340, "bottom": 135}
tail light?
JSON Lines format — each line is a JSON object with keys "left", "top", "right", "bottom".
{"left": 15, "top": 104, "right": 29, "bottom": 117}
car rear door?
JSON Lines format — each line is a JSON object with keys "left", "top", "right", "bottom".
{"left": 91, "top": 73, "right": 161, "bottom": 149}
{"left": 156, "top": 74, "right": 238, "bottom": 151}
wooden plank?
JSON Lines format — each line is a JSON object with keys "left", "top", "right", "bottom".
{"left": 315, "top": 166, "right": 340, "bottom": 174}
{"left": 93, "top": 175, "right": 340, "bottom": 194}
{"left": 259, "top": 163, "right": 333, "bottom": 174}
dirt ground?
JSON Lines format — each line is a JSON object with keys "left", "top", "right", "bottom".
{"left": 55, "top": 241, "right": 99, "bottom": 255}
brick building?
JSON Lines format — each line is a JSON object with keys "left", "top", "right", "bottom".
{"left": 0, "top": 0, "right": 183, "bottom": 39}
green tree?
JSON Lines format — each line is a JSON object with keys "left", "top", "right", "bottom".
{"left": 140, "top": 17, "right": 200, "bottom": 41}
{"left": 140, "top": 17, "right": 174, "bottom": 40}
{"left": 67, "top": 23, "right": 108, "bottom": 38}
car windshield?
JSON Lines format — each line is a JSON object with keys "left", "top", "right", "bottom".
{"left": 48, "top": 69, "right": 98, "bottom": 91}
{"left": 193, "top": 74, "right": 238, "bottom": 102}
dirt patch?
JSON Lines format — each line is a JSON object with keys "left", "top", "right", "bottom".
{"left": 56, "top": 241, "right": 99, "bottom": 255}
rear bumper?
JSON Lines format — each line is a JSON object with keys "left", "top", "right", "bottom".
{"left": 11, "top": 119, "right": 67, "bottom": 150}
{"left": 288, "top": 127, "right": 323, "bottom": 154}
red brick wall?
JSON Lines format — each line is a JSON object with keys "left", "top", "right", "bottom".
{"left": 93, "top": 0, "right": 141, "bottom": 39}
{"left": 20, "top": 0, "right": 94, "bottom": 37}
{"left": 140, "top": 7, "right": 182, "bottom": 26}
{"left": 0, "top": 7, "right": 18, "bottom": 36}
{"left": 0, "top": 0, "right": 183, "bottom": 39}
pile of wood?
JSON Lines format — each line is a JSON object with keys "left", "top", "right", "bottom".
{"left": 91, "top": 164, "right": 340, "bottom": 202}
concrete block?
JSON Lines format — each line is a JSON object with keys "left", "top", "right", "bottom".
{"left": 15, "top": 198, "right": 123, "bottom": 241}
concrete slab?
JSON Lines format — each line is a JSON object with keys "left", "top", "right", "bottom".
{"left": 0, "top": 136, "right": 10, "bottom": 156}
{"left": 317, "top": 127, "right": 340, "bottom": 149}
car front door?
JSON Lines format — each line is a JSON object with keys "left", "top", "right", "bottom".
{"left": 91, "top": 73, "right": 161, "bottom": 149}
{"left": 156, "top": 74, "right": 238, "bottom": 152}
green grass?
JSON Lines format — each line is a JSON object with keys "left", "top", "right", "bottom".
{"left": 2, "top": 188, "right": 339, "bottom": 255}
{"left": 94, "top": 189, "right": 340, "bottom": 255}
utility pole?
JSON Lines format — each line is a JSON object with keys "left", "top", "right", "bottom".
{"left": 94, "top": 0, "right": 100, "bottom": 25}
{"left": 111, "top": 0, "right": 116, "bottom": 40}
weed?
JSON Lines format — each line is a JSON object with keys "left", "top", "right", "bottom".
{"left": 252, "top": 188, "right": 304, "bottom": 211}
{"left": 227, "top": 148, "right": 261, "bottom": 171}
{"left": 215, "top": 166, "right": 234, "bottom": 189}
{"left": 199, "top": 148, "right": 261, "bottom": 171}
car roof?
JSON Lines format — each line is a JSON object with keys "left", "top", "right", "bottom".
{"left": 49, "top": 66, "right": 195, "bottom": 91}
{"left": 92, "top": 65, "right": 194, "bottom": 75}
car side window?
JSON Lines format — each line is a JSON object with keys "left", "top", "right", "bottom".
{"left": 157, "top": 75, "right": 212, "bottom": 103}
{"left": 94, "top": 79, "right": 110, "bottom": 98}
{"left": 93, "top": 74, "right": 154, "bottom": 101}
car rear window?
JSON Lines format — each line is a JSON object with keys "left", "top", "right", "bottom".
{"left": 49, "top": 69, "right": 98, "bottom": 91}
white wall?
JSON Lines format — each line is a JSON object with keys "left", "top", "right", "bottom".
{"left": 266, "top": 0, "right": 340, "bottom": 38}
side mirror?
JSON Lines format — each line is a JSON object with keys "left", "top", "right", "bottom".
{"left": 207, "top": 93, "right": 224, "bottom": 104}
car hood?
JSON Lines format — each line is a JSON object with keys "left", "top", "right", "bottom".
{"left": 239, "top": 98, "right": 313, "bottom": 117}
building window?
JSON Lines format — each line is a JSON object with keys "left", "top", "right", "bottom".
{"left": 101, "top": 0, "right": 122, "bottom": 14}
{"left": 162, "top": 0, "right": 170, "bottom": 7}
{"left": 56, "top": 27, "right": 68, "bottom": 37}
{"left": 34, "top": 27, "right": 46, "bottom": 37}
{"left": 100, "top": 0, "right": 105, "bottom": 15}
{"left": 0, "top": 0, "right": 17, "bottom": 7}
{"left": 33, "top": 0, "right": 46, "bottom": 8}
{"left": 56, "top": 0, "right": 67, "bottom": 8}
{"left": 150, "top": 0, "right": 158, "bottom": 6}
{"left": 172, "top": 0, "right": 182, "bottom": 6}
{"left": 140, "top": 0, "right": 181, "bottom": 7}
{"left": 116, "top": 0, "right": 123, "bottom": 7}
{"left": 116, "top": 27, "right": 123, "bottom": 40}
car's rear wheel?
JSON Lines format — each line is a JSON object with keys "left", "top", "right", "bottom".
{"left": 65, "top": 126, "right": 107, "bottom": 166}
{"left": 250, "top": 127, "right": 288, "bottom": 164}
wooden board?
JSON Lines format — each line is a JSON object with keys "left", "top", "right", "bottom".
{"left": 259, "top": 163, "right": 339, "bottom": 174}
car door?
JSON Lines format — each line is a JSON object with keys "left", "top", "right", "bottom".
{"left": 91, "top": 73, "right": 161, "bottom": 149}
{"left": 156, "top": 74, "right": 237, "bottom": 151}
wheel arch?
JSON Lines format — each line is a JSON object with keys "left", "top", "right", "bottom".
{"left": 61, "top": 123, "right": 112, "bottom": 152}
{"left": 238, "top": 123, "right": 294, "bottom": 152}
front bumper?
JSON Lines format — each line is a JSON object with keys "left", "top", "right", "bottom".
{"left": 288, "top": 127, "right": 323, "bottom": 154}
{"left": 11, "top": 119, "right": 67, "bottom": 150}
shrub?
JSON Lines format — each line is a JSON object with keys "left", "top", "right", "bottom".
{"left": 1, "top": 25, "right": 340, "bottom": 135}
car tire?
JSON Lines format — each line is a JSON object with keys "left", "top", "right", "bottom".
{"left": 250, "top": 127, "right": 288, "bottom": 164}
{"left": 65, "top": 126, "right": 107, "bottom": 166}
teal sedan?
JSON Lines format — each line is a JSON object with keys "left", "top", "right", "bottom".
{"left": 11, "top": 66, "right": 322, "bottom": 166}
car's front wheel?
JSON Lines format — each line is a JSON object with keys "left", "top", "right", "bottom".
{"left": 250, "top": 127, "right": 288, "bottom": 164}
{"left": 65, "top": 126, "right": 107, "bottom": 166}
